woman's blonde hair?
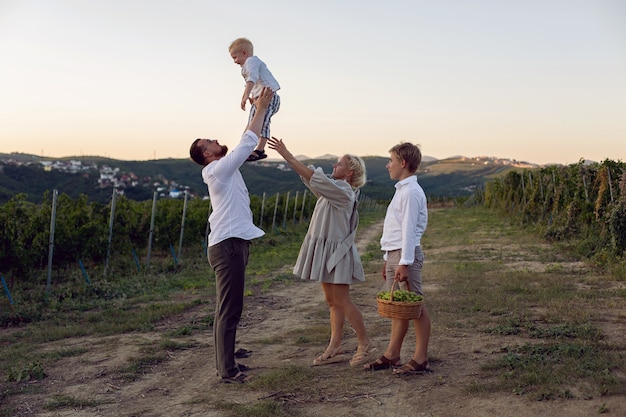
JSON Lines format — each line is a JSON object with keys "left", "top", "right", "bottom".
{"left": 344, "top": 154, "right": 367, "bottom": 189}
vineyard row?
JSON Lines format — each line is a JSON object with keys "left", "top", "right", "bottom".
{"left": 0, "top": 187, "right": 384, "bottom": 290}
{"left": 476, "top": 159, "right": 626, "bottom": 258}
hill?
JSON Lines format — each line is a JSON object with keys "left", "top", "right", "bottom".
{"left": 0, "top": 152, "right": 534, "bottom": 204}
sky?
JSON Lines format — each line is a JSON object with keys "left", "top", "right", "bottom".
{"left": 1, "top": 0, "right": 625, "bottom": 165}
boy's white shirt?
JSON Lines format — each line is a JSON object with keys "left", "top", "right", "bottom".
{"left": 380, "top": 175, "right": 428, "bottom": 265}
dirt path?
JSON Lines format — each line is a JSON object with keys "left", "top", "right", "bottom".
{"left": 6, "top": 218, "right": 626, "bottom": 416}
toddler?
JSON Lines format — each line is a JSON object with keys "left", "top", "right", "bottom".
{"left": 229, "top": 37, "right": 281, "bottom": 161}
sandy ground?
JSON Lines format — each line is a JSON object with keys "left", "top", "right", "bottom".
{"left": 4, "top": 219, "right": 626, "bottom": 417}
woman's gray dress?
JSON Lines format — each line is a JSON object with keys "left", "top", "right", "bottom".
{"left": 293, "top": 167, "right": 365, "bottom": 284}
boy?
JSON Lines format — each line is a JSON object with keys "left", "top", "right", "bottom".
{"left": 364, "top": 142, "right": 432, "bottom": 375}
{"left": 228, "top": 37, "right": 281, "bottom": 162}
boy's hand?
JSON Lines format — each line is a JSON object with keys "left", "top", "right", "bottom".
{"left": 240, "top": 98, "right": 247, "bottom": 111}
{"left": 382, "top": 262, "right": 387, "bottom": 281}
{"left": 394, "top": 265, "right": 409, "bottom": 282}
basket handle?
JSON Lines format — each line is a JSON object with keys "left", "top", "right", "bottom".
{"left": 390, "top": 279, "right": 411, "bottom": 302}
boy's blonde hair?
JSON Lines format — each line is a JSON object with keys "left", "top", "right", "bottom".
{"left": 389, "top": 142, "right": 422, "bottom": 174}
{"left": 344, "top": 154, "right": 367, "bottom": 189}
{"left": 229, "top": 38, "right": 254, "bottom": 55}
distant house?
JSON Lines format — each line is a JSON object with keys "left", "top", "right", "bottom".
{"left": 68, "top": 160, "right": 82, "bottom": 173}
{"left": 99, "top": 166, "right": 118, "bottom": 180}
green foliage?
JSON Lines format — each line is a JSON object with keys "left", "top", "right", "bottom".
{"left": 0, "top": 189, "right": 322, "bottom": 281}
{"left": 53, "top": 194, "right": 109, "bottom": 265}
{"left": 0, "top": 194, "right": 44, "bottom": 275}
{"left": 608, "top": 197, "right": 626, "bottom": 254}
{"left": 6, "top": 362, "right": 46, "bottom": 382}
{"left": 479, "top": 160, "right": 626, "bottom": 260}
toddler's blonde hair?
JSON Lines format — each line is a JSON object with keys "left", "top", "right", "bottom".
{"left": 229, "top": 38, "right": 254, "bottom": 55}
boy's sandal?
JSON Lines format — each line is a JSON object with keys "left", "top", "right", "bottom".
{"left": 349, "top": 342, "right": 377, "bottom": 367}
{"left": 246, "top": 150, "right": 267, "bottom": 162}
{"left": 363, "top": 355, "right": 401, "bottom": 371}
{"left": 392, "top": 359, "right": 431, "bottom": 375}
{"left": 220, "top": 371, "right": 252, "bottom": 384}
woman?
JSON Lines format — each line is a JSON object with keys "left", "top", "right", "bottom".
{"left": 267, "top": 136, "right": 376, "bottom": 366}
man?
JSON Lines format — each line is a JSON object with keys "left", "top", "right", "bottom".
{"left": 189, "top": 87, "right": 274, "bottom": 383}
{"left": 364, "top": 142, "right": 432, "bottom": 375}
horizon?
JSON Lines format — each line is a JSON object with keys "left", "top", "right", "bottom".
{"left": 1, "top": 149, "right": 602, "bottom": 167}
{"left": 1, "top": 1, "right": 625, "bottom": 165}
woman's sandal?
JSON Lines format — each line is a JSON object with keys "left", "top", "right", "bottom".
{"left": 349, "top": 342, "right": 377, "bottom": 367}
{"left": 312, "top": 347, "right": 345, "bottom": 366}
{"left": 363, "top": 355, "right": 401, "bottom": 371}
{"left": 392, "top": 359, "right": 431, "bottom": 375}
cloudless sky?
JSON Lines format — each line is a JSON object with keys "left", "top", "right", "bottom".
{"left": 1, "top": 0, "right": 625, "bottom": 165}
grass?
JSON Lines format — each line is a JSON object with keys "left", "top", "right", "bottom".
{"left": 248, "top": 364, "right": 315, "bottom": 396}
{"left": 287, "top": 324, "right": 331, "bottom": 346}
{"left": 214, "top": 398, "right": 300, "bottom": 417}
{"left": 211, "top": 365, "right": 315, "bottom": 417}
{"left": 1, "top": 206, "right": 624, "bottom": 415}
{"left": 43, "top": 394, "right": 109, "bottom": 410}
{"left": 425, "top": 206, "right": 625, "bottom": 402}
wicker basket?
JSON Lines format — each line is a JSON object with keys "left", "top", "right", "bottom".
{"left": 377, "top": 281, "right": 423, "bottom": 320}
